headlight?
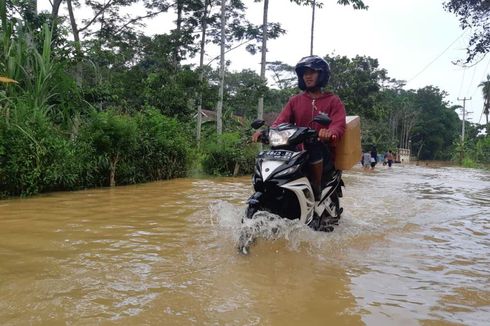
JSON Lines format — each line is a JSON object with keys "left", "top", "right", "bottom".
{"left": 268, "top": 129, "right": 296, "bottom": 147}
{"left": 274, "top": 164, "right": 300, "bottom": 177}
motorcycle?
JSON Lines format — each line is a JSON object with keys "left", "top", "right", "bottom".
{"left": 240, "top": 114, "right": 344, "bottom": 253}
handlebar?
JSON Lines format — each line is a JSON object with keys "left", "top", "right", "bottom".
{"left": 256, "top": 125, "right": 321, "bottom": 146}
{"left": 252, "top": 113, "right": 332, "bottom": 145}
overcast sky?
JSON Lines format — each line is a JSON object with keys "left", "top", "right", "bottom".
{"left": 222, "top": 0, "right": 489, "bottom": 124}
{"left": 40, "top": 0, "right": 489, "bottom": 124}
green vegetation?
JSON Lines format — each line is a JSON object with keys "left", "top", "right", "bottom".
{"left": 453, "top": 135, "right": 490, "bottom": 169}
{"left": 201, "top": 132, "right": 256, "bottom": 176}
{"left": 444, "top": 0, "right": 489, "bottom": 63}
{"left": 0, "top": 1, "right": 489, "bottom": 198}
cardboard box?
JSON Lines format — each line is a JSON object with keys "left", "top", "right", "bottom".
{"left": 335, "top": 116, "right": 361, "bottom": 170}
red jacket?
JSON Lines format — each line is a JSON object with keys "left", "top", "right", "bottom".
{"left": 272, "top": 91, "right": 346, "bottom": 160}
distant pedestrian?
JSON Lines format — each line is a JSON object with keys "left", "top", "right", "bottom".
{"left": 362, "top": 151, "right": 371, "bottom": 170}
{"left": 386, "top": 150, "right": 394, "bottom": 167}
{"left": 370, "top": 146, "right": 378, "bottom": 169}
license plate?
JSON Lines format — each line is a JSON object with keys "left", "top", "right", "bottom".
{"left": 262, "top": 150, "right": 294, "bottom": 160}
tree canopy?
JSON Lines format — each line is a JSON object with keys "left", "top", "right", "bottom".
{"left": 444, "top": 0, "right": 490, "bottom": 63}
{"left": 0, "top": 0, "right": 487, "bottom": 198}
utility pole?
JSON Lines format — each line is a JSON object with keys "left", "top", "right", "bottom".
{"left": 257, "top": 0, "right": 268, "bottom": 123}
{"left": 485, "top": 101, "right": 489, "bottom": 135}
{"left": 457, "top": 97, "right": 472, "bottom": 142}
{"left": 216, "top": 0, "right": 226, "bottom": 137}
{"left": 310, "top": 0, "right": 316, "bottom": 55}
{"left": 484, "top": 92, "right": 489, "bottom": 135}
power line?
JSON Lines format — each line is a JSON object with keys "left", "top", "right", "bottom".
{"left": 465, "top": 62, "right": 478, "bottom": 96}
{"left": 458, "top": 67, "right": 466, "bottom": 98}
{"left": 407, "top": 30, "right": 467, "bottom": 83}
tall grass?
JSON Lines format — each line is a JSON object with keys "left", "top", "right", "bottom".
{"left": 1, "top": 20, "right": 60, "bottom": 116}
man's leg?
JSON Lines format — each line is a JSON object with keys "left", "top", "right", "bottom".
{"left": 305, "top": 141, "right": 331, "bottom": 201}
{"left": 310, "top": 159, "right": 323, "bottom": 201}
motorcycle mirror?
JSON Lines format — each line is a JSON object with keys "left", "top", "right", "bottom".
{"left": 251, "top": 119, "right": 265, "bottom": 129}
{"left": 313, "top": 113, "right": 331, "bottom": 126}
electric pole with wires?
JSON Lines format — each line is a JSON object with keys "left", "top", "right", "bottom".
{"left": 457, "top": 97, "right": 472, "bottom": 142}
{"left": 484, "top": 89, "right": 489, "bottom": 135}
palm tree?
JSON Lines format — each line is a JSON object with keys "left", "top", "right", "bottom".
{"left": 479, "top": 74, "right": 490, "bottom": 134}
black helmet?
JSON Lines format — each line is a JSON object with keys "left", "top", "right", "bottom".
{"left": 295, "top": 55, "right": 330, "bottom": 91}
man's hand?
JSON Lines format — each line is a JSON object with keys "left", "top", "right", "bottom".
{"left": 252, "top": 130, "right": 262, "bottom": 142}
{"left": 318, "top": 128, "right": 337, "bottom": 142}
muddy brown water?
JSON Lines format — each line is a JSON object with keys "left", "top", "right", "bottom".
{"left": 0, "top": 164, "right": 489, "bottom": 325}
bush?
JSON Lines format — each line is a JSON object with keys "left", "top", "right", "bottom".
{"left": 125, "top": 108, "right": 192, "bottom": 182}
{"left": 78, "top": 109, "right": 138, "bottom": 187}
{"left": 0, "top": 105, "right": 195, "bottom": 197}
{"left": 77, "top": 108, "right": 192, "bottom": 187}
{"left": 0, "top": 104, "right": 82, "bottom": 197}
{"left": 475, "top": 136, "right": 490, "bottom": 164}
{"left": 201, "top": 132, "right": 256, "bottom": 176}
{"left": 462, "top": 157, "right": 477, "bottom": 168}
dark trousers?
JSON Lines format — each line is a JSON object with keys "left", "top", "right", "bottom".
{"left": 304, "top": 141, "right": 334, "bottom": 185}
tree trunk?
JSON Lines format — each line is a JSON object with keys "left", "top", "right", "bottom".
{"left": 257, "top": 0, "right": 268, "bottom": 122}
{"left": 233, "top": 162, "right": 240, "bottom": 176}
{"left": 51, "top": 0, "right": 63, "bottom": 19}
{"left": 70, "top": 111, "right": 80, "bottom": 141}
{"left": 399, "top": 115, "right": 405, "bottom": 148}
{"left": 310, "top": 0, "right": 316, "bottom": 55}
{"left": 176, "top": 1, "right": 183, "bottom": 31}
{"left": 417, "top": 142, "right": 424, "bottom": 160}
{"left": 109, "top": 156, "right": 119, "bottom": 187}
{"left": 67, "top": 0, "right": 81, "bottom": 49}
{"left": 196, "top": 0, "right": 209, "bottom": 144}
{"left": 173, "top": 0, "right": 184, "bottom": 64}
{"left": 485, "top": 110, "right": 489, "bottom": 135}
{"left": 50, "top": 0, "right": 63, "bottom": 34}
{"left": 109, "top": 166, "right": 116, "bottom": 187}
{"left": 391, "top": 112, "right": 399, "bottom": 146}
{"left": 485, "top": 95, "right": 489, "bottom": 135}
{"left": 0, "top": 0, "right": 6, "bottom": 32}
{"left": 216, "top": 0, "right": 226, "bottom": 136}
{"left": 25, "top": 1, "right": 38, "bottom": 48}
{"left": 67, "top": 0, "right": 83, "bottom": 86}
{"left": 197, "top": 99, "right": 203, "bottom": 143}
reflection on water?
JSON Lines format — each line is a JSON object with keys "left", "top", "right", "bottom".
{"left": 0, "top": 165, "right": 489, "bottom": 325}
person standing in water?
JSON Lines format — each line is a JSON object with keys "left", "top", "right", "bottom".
{"left": 370, "top": 146, "right": 378, "bottom": 170}
{"left": 386, "top": 150, "right": 394, "bottom": 167}
{"left": 362, "top": 150, "right": 371, "bottom": 170}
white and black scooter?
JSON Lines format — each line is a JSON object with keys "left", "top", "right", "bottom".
{"left": 243, "top": 114, "right": 344, "bottom": 243}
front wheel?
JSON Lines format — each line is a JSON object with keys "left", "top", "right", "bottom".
{"left": 308, "top": 213, "right": 334, "bottom": 232}
{"left": 239, "top": 204, "right": 261, "bottom": 255}
{"left": 245, "top": 204, "right": 258, "bottom": 220}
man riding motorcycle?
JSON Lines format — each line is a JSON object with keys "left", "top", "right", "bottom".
{"left": 252, "top": 55, "right": 346, "bottom": 201}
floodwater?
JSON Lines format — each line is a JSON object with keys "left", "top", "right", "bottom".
{"left": 0, "top": 164, "right": 489, "bottom": 325}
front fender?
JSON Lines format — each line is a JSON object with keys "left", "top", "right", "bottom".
{"left": 245, "top": 192, "right": 263, "bottom": 219}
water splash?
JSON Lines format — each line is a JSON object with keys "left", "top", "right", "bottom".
{"left": 208, "top": 200, "right": 313, "bottom": 253}
{"left": 207, "top": 199, "right": 408, "bottom": 256}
